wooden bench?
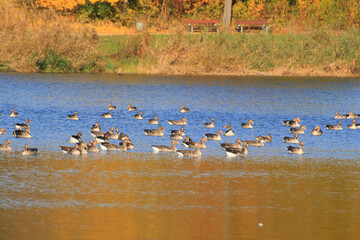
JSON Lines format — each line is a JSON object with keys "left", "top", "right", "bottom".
{"left": 234, "top": 20, "right": 269, "bottom": 33}
{"left": 185, "top": 20, "right": 220, "bottom": 33}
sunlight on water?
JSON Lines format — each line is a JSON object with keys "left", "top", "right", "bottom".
{"left": 0, "top": 73, "right": 360, "bottom": 239}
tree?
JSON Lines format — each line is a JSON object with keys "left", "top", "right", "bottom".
{"left": 223, "top": 0, "right": 232, "bottom": 27}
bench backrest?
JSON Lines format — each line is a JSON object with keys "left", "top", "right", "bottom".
{"left": 234, "top": 20, "right": 269, "bottom": 26}
{"left": 185, "top": 20, "right": 219, "bottom": 24}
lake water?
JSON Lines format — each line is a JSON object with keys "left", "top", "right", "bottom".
{"left": 0, "top": 73, "right": 359, "bottom": 239}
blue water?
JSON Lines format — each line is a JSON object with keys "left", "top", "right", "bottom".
{"left": 0, "top": 73, "right": 360, "bottom": 159}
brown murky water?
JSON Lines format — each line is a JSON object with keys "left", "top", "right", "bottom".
{"left": 1, "top": 153, "right": 359, "bottom": 240}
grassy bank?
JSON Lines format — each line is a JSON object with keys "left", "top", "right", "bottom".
{"left": 100, "top": 30, "right": 360, "bottom": 77}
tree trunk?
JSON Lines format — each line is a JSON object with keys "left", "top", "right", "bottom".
{"left": 223, "top": 0, "right": 232, "bottom": 27}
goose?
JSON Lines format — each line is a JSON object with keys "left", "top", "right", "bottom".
{"left": 241, "top": 119, "right": 254, "bottom": 129}
{"left": 102, "top": 112, "right": 112, "bottom": 118}
{"left": 167, "top": 117, "right": 187, "bottom": 126}
{"left": 282, "top": 117, "right": 301, "bottom": 127}
{"left": 221, "top": 139, "right": 242, "bottom": 150}
{"left": 68, "top": 112, "right": 79, "bottom": 120}
{"left": 204, "top": 118, "right": 215, "bottom": 128}
{"left": 347, "top": 119, "right": 358, "bottom": 129}
{"left": 79, "top": 142, "right": 88, "bottom": 155}
{"left": 335, "top": 112, "right": 348, "bottom": 119}
{"left": 283, "top": 134, "right": 299, "bottom": 143}
{"left": 14, "top": 119, "right": 31, "bottom": 129}
{"left": 95, "top": 133, "right": 110, "bottom": 143}
{"left": 182, "top": 136, "right": 193, "bottom": 147}
{"left": 108, "top": 103, "right": 117, "bottom": 110}
{"left": 152, "top": 140, "right": 179, "bottom": 152}
{"left": 13, "top": 128, "right": 31, "bottom": 138}
{"left": 128, "top": 104, "right": 137, "bottom": 111}
{"left": 68, "top": 144, "right": 81, "bottom": 155}
{"left": 134, "top": 111, "right": 143, "bottom": 119}
{"left": 91, "top": 122, "right": 101, "bottom": 132}
{"left": 185, "top": 137, "right": 207, "bottom": 149}
{"left": 311, "top": 125, "right": 323, "bottom": 135}
{"left": 287, "top": 141, "right": 304, "bottom": 155}
{"left": 87, "top": 140, "right": 100, "bottom": 153}
{"left": 108, "top": 128, "right": 119, "bottom": 139}
{"left": 347, "top": 112, "right": 360, "bottom": 119}
{"left": 0, "top": 139, "right": 11, "bottom": 151}
{"left": 70, "top": 132, "right": 83, "bottom": 143}
{"left": 243, "top": 137, "right": 264, "bottom": 147}
{"left": 0, "top": 128, "right": 6, "bottom": 135}
{"left": 9, "top": 108, "right": 19, "bottom": 117}
{"left": 179, "top": 104, "right": 190, "bottom": 113}
{"left": 257, "top": 134, "right": 272, "bottom": 143}
{"left": 119, "top": 139, "right": 134, "bottom": 149}
{"left": 22, "top": 144, "right": 38, "bottom": 156}
{"left": 205, "top": 130, "right": 223, "bottom": 141}
{"left": 224, "top": 124, "right": 235, "bottom": 136}
{"left": 177, "top": 143, "right": 201, "bottom": 157}
{"left": 170, "top": 133, "right": 183, "bottom": 140}
{"left": 144, "top": 126, "right": 165, "bottom": 136}
{"left": 148, "top": 116, "right": 159, "bottom": 125}
{"left": 290, "top": 125, "right": 307, "bottom": 134}
{"left": 225, "top": 141, "right": 248, "bottom": 157}
{"left": 326, "top": 121, "right": 342, "bottom": 130}
{"left": 101, "top": 140, "right": 129, "bottom": 151}
{"left": 118, "top": 133, "right": 130, "bottom": 141}
{"left": 170, "top": 127, "right": 185, "bottom": 136}
{"left": 90, "top": 127, "right": 114, "bottom": 138}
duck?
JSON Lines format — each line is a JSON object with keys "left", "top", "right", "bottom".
{"left": 170, "top": 127, "right": 185, "bottom": 136}
{"left": 224, "top": 124, "right": 235, "bottom": 136}
{"left": 0, "top": 128, "right": 6, "bottom": 135}
{"left": 243, "top": 137, "right": 264, "bottom": 147}
{"left": 335, "top": 112, "right": 348, "bottom": 119}
{"left": 12, "top": 128, "right": 31, "bottom": 138}
{"left": 108, "top": 103, "right": 116, "bottom": 110}
{"left": 177, "top": 142, "right": 201, "bottom": 157}
{"left": 326, "top": 121, "right": 342, "bottom": 130}
{"left": 257, "top": 134, "right": 272, "bottom": 143}
{"left": 204, "top": 118, "right": 215, "bottom": 128}
{"left": 102, "top": 112, "right": 112, "bottom": 118}
{"left": 241, "top": 119, "right": 254, "bottom": 129}
{"left": 347, "top": 112, "right": 360, "bottom": 119}
{"left": 87, "top": 140, "right": 100, "bottom": 153}
{"left": 184, "top": 137, "right": 208, "bottom": 149}
{"left": 128, "top": 104, "right": 137, "bottom": 111}
{"left": 311, "top": 125, "right": 323, "bottom": 135}
{"left": 22, "top": 144, "right": 38, "bottom": 156}
{"left": 119, "top": 139, "right": 134, "bottom": 149}
{"left": 179, "top": 104, "right": 190, "bottom": 113}
{"left": 283, "top": 134, "right": 299, "bottom": 143}
{"left": 152, "top": 140, "right": 179, "bottom": 152}
{"left": 282, "top": 117, "right": 301, "bottom": 127}
{"left": 118, "top": 133, "right": 130, "bottom": 141}
{"left": 224, "top": 141, "right": 248, "bottom": 157}
{"left": 221, "top": 139, "right": 242, "bottom": 150}
{"left": 91, "top": 122, "right": 101, "bottom": 132}
{"left": 0, "top": 139, "right": 11, "bottom": 151}
{"left": 70, "top": 132, "right": 83, "bottom": 143}
{"left": 182, "top": 136, "right": 193, "bottom": 147}
{"left": 14, "top": 119, "right": 31, "bottom": 129}
{"left": 290, "top": 125, "right": 307, "bottom": 134}
{"left": 148, "top": 116, "right": 159, "bottom": 125}
{"left": 205, "top": 130, "right": 223, "bottom": 141}
{"left": 170, "top": 133, "right": 183, "bottom": 140}
{"left": 134, "top": 111, "right": 143, "bottom": 119}
{"left": 287, "top": 141, "right": 304, "bottom": 155}
{"left": 68, "top": 112, "right": 79, "bottom": 120}
{"left": 9, "top": 108, "right": 19, "bottom": 117}
{"left": 167, "top": 117, "right": 187, "bottom": 126}
{"left": 144, "top": 126, "right": 165, "bottom": 136}
{"left": 100, "top": 140, "right": 129, "bottom": 151}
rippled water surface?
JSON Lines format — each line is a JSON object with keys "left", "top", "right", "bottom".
{"left": 0, "top": 73, "right": 360, "bottom": 239}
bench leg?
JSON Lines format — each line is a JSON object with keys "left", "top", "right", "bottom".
{"left": 191, "top": 25, "right": 193, "bottom": 34}
{"left": 241, "top": 26, "right": 243, "bottom": 33}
